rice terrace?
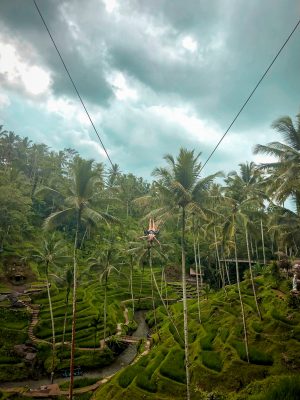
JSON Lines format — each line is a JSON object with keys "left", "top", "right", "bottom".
{"left": 0, "top": 1, "right": 300, "bottom": 399}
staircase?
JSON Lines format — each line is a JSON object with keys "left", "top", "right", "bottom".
{"left": 28, "top": 305, "right": 50, "bottom": 345}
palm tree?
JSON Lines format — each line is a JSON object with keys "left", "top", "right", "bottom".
{"left": 152, "top": 148, "right": 221, "bottom": 400}
{"left": 33, "top": 235, "right": 69, "bottom": 383}
{"left": 225, "top": 165, "right": 264, "bottom": 319}
{"left": 254, "top": 112, "right": 300, "bottom": 214}
{"left": 44, "top": 157, "right": 117, "bottom": 400}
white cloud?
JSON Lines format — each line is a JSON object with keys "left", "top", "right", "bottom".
{"left": 149, "top": 105, "right": 220, "bottom": 144}
{"left": 182, "top": 35, "right": 198, "bottom": 53}
{"left": 21, "top": 65, "right": 51, "bottom": 96}
{"left": 109, "top": 71, "right": 138, "bottom": 101}
{"left": 45, "top": 96, "right": 102, "bottom": 126}
{"left": 64, "top": 129, "right": 108, "bottom": 158}
{"left": 253, "top": 154, "right": 277, "bottom": 165}
{"left": 0, "top": 93, "right": 10, "bottom": 108}
{"left": 0, "top": 41, "right": 51, "bottom": 96}
{"left": 102, "top": 0, "right": 118, "bottom": 14}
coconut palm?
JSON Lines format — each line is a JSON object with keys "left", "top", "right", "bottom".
{"left": 152, "top": 148, "right": 221, "bottom": 400}
{"left": 43, "top": 157, "right": 117, "bottom": 400}
{"left": 254, "top": 112, "right": 300, "bottom": 214}
{"left": 226, "top": 162, "right": 268, "bottom": 264}
{"left": 33, "top": 235, "right": 69, "bottom": 383}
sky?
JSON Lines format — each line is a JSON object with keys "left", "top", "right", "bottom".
{"left": 0, "top": 0, "right": 299, "bottom": 180}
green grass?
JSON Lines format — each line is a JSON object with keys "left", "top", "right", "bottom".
{"left": 95, "top": 275, "right": 300, "bottom": 399}
{"left": 231, "top": 340, "right": 273, "bottom": 365}
{"left": 2, "top": 265, "right": 300, "bottom": 400}
{"left": 59, "top": 377, "right": 99, "bottom": 389}
{"left": 240, "top": 376, "right": 300, "bottom": 400}
{"left": 201, "top": 351, "right": 223, "bottom": 372}
{"left": 160, "top": 348, "right": 186, "bottom": 384}
{"left": 200, "top": 328, "right": 217, "bottom": 350}
{"left": 118, "top": 365, "right": 144, "bottom": 388}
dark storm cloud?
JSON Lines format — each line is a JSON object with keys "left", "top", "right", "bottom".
{"left": 112, "top": 0, "right": 300, "bottom": 128}
{"left": 0, "top": 0, "right": 299, "bottom": 179}
{"left": 0, "top": 0, "right": 113, "bottom": 105}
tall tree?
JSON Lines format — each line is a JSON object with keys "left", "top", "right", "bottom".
{"left": 33, "top": 235, "right": 69, "bottom": 382}
{"left": 254, "top": 112, "right": 300, "bottom": 214}
{"left": 44, "top": 157, "right": 117, "bottom": 400}
{"left": 153, "top": 148, "right": 221, "bottom": 400}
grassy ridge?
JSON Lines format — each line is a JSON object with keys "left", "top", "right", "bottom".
{"left": 94, "top": 276, "right": 300, "bottom": 400}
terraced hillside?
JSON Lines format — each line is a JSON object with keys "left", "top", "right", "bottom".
{"left": 34, "top": 266, "right": 177, "bottom": 347}
{"left": 0, "top": 307, "right": 30, "bottom": 382}
{"left": 0, "top": 265, "right": 178, "bottom": 382}
{"left": 94, "top": 275, "right": 300, "bottom": 400}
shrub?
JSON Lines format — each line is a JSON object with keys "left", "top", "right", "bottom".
{"left": 160, "top": 348, "right": 186, "bottom": 384}
{"left": 201, "top": 351, "right": 223, "bottom": 372}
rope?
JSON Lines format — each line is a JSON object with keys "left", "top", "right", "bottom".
{"left": 200, "top": 18, "right": 300, "bottom": 173}
{"left": 33, "top": 0, "right": 114, "bottom": 168}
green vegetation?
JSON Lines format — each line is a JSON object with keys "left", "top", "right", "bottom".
{"left": 1, "top": 111, "right": 300, "bottom": 399}
{"left": 59, "top": 377, "right": 99, "bottom": 389}
{"left": 95, "top": 279, "right": 300, "bottom": 399}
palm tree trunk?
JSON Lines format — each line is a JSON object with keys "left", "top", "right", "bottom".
{"left": 79, "top": 227, "right": 88, "bottom": 249}
{"left": 245, "top": 227, "right": 262, "bottom": 320}
{"left": 45, "top": 263, "right": 56, "bottom": 384}
{"left": 160, "top": 266, "right": 164, "bottom": 296}
{"left": 214, "top": 226, "right": 226, "bottom": 293}
{"left": 104, "top": 274, "right": 108, "bottom": 341}
{"left": 223, "top": 254, "right": 231, "bottom": 285}
{"left": 255, "top": 240, "right": 259, "bottom": 261}
{"left": 163, "top": 268, "right": 169, "bottom": 309}
{"left": 260, "top": 218, "right": 266, "bottom": 265}
{"left": 61, "top": 289, "right": 70, "bottom": 361}
{"left": 250, "top": 235, "right": 254, "bottom": 257}
{"left": 138, "top": 264, "right": 145, "bottom": 303}
{"left": 69, "top": 211, "right": 80, "bottom": 400}
{"left": 197, "top": 241, "right": 203, "bottom": 287}
{"left": 149, "top": 247, "right": 159, "bottom": 340}
{"left": 181, "top": 206, "right": 190, "bottom": 400}
{"left": 130, "top": 255, "right": 134, "bottom": 314}
{"left": 234, "top": 236, "right": 249, "bottom": 363}
{"left": 193, "top": 235, "right": 201, "bottom": 323}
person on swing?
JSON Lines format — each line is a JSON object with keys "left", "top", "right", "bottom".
{"left": 141, "top": 218, "right": 160, "bottom": 245}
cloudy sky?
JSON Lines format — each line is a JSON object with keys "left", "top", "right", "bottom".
{"left": 0, "top": 0, "right": 299, "bottom": 179}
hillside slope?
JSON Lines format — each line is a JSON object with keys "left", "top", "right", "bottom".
{"left": 94, "top": 274, "right": 300, "bottom": 400}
